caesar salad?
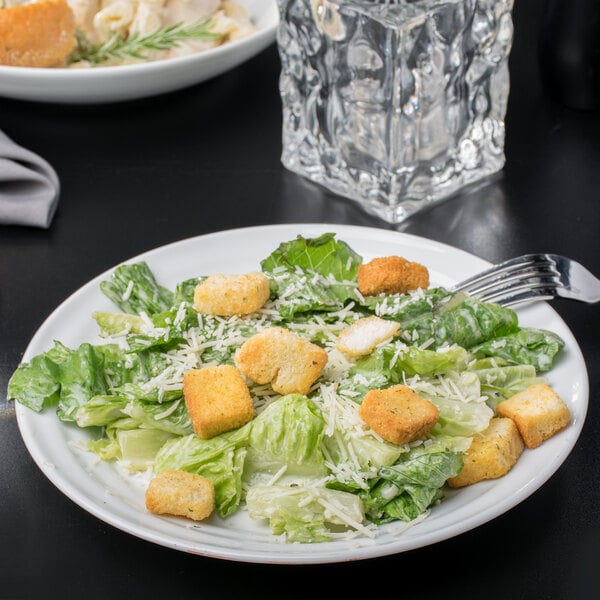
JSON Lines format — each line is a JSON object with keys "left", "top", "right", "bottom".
{"left": 8, "top": 232, "right": 570, "bottom": 543}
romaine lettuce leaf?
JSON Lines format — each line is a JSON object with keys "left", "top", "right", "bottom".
{"left": 56, "top": 343, "right": 110, "bottom": 421}
{"left": 110, "top": 382, "right": 182, "bottom": 404}
{"left": 429, "top": 396, "right": 494, "bottom": 438}
{"left": 471, "top": 327, "right": 565, "bottom": 372}
{"left": 75, "top": 395, "right": 128, "bottom": 427}
{"left": 359, "top": 287, "right": 454, "bottom": 322}
{"left": 154, "top": 428, "right": 251, "bottom": 517}
{"left": 115, "top": 428, "right": 177, "bottom": 470}
{"left": 87, "top": 421, "right": 176, "bottom": 471}
{"left": 262, "top": 267, "right": 354, "bottom": 318}
{"left": 361, "top": 450, "right": 463, "bottom": 523}
{"left": 474, "top": 364, "right": 546, "bottom": 408}
{"left": 433, "top": 298, "right": 519, "bottom": 348}
{"left": 246, "top": 394, "right": 328, "bottom": 477}
{"left": 154, "top": 427, "right": 250, "bottom": 473}
{"left": 261, "top": 232, "right": 362, "bottom": 282}
{"left": 174, "top": 276, "right": 205, "bottom": 305}
{"left": 351, "top": 343, "right": 469, "bottom": 383}
{"left": 99, "top": 261, "right": 174, "bottom": 315}
{"left": 261, "top": 233, "right": 362, "bottom": 318}
{"left": 97, "top": 344, "right": 171, "bottom": 390}
{"left": 322, "top": 430, "right": 404, "bottom": 490}
{"left": 408, "top": 371, "right": 494, "bottom": 437}
{"left": 123, "top": 398, "right": 193, "bottom": 435}
{"left": 245, "top": 484, "right": 366, "bottom": 543}
{"left": 6, "top": 340, "right": 71, "bottom": 412}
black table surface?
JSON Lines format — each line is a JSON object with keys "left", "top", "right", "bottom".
{"left": 1, "top": 2, "right": 598, "bottom": 598}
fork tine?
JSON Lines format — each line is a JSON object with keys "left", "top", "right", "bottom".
{"left": 474, "top": 281, "right": 560, "bottom": 306}
{"left": 452, "top": 254, "right": 559, "bottom": 295}
{"left": 459, "top": 266, "right": 560, "bottom": 296}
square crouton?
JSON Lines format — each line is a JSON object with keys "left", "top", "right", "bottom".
{"left": 145, "top": 469, "right": 215, "bottom": 521}
{"left": 336, "top": 316, "right": 401, "bottom": 357}
{"left": 447, "top": 417, "right": 525, "bottom": 488}
{"left": 496, "top": 383, "right": 571, "bottom": 449}
{"left": 193, "top": 272, "right": 270, "bottom": 316}
{"left": 358, "top": 384, "right": 439, "bottom": 445}
{"left": 357, "top": 256, "right": 429, "bottom": 296}
{"left": 183, "top": 365, "right": 255, "bottom": 440}
{"left": 234, "top": 327, "right": 328, "bottom": 395}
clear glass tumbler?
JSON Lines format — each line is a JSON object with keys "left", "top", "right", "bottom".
{"left": 277, "top": 0, "right": 515, "bottom": 224}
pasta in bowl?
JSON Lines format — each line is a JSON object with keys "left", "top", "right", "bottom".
{"left": 69, "top": 0, "right": 258, "bottom": 67}
{"left": 0, "top": 0, "right": 278, "bottom": 103}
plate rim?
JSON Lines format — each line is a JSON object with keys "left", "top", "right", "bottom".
{"left": 14, "top": 223, "right": 590, "bottom": 564}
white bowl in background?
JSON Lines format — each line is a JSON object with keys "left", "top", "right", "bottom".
{"left": 0, "top": 0, "right": 279, "bottom": 104}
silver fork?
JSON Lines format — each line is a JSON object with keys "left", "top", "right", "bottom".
{"left": 450, "top": 253, "right": 600, "bottom": 307}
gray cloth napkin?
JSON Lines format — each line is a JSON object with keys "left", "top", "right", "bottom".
{"left": 0, "top": 130, "right": 60, "bottom": 228}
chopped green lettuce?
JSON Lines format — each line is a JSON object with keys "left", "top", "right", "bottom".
{"left": 174, "top": 276, "right": 204, "bottom": 305}
{"left": 99, "top": 261, "right": 174, "bottom": 315}
{"left": 361, "top": 450, "right": 464, "bottom": 523}
{"left": 261, "top": 232, "right": 362, "bottom": 283}
{"left": 345, "top": 344, "right": 470, "bottom": 403}
{"left": 115, "top": 429, "right": 177, "bottom": 470}
{"left": 75, "top": 395, "right": 128, "bottom": 427}
{"left": 122, "top": 399, "right": 193, "bottom": 436}
{"left": 261, "top": 233, "right": 363, "bottom": 318}
{"left": 409, "top": 372, "right": 494, "bottom": 437}
{"left": 472, "top": 327, "right": 565, "bottom": 372}
{"left": 359, "top": 287, "right": 455, "bottom": 323}
{"left": 7, "top": 341, "right": 70, "bottom": 412}
{"left": 246, "top": 394, "right": 328, "bottom": 477}
{"left": 154, "top": 429, "right": 250, "bottom": 517}
{"left": 245, "top": 484, "right": 366, "bottom": 543}
{"left": 55, "top": 343, "right": 110, "bottom": 421}
{"left": 474, "top": 363, "right": 546, "bottom": 409}
{"left": 433, "top": 298, "right": 519, "bottom": 348}
{"left": 322, "top": 429, "right": 404, "bottom": 490}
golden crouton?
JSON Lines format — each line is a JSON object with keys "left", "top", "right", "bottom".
{"left": 193, "top": 272, "right": 270, "bottom": 316}
{"left": 496, "top": 383, "right": 571, "bottom": 449}
{"left": 183, "top": 365, "right": 255, "bottom": 440}
{"left": 447, "top": 417, "right": 525, "bottom": 488}
{"left": 0, "top": 0, "right": 76, "bottom": 67}
{"left": 145, "top": 469, "right": 215, "bottom": 521}
{"left": 357, "top": 256, "right": 429, "bottom": 296}
{"left": 234, "top": 327, "right": 328, "bottom": 395}
{"left": 336, "top": 316, "right": 401, "bottom": 357}
{"left": 358, "top": 384, "right": 439, "bottom": 445}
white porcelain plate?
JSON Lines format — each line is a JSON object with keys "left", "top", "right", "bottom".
{"left": 15, "top": 223, "right": 589, "bottom": 564}
{"left": 0, "top": 0, "right": 278, "bottom": 104}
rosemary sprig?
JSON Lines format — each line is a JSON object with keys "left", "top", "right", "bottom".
{"left": 69, "top": 20, "right": 221, "bottom": 65}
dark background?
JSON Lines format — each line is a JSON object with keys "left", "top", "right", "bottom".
{"left": 1, "top": 1, "right": 598, "bottom": 598}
